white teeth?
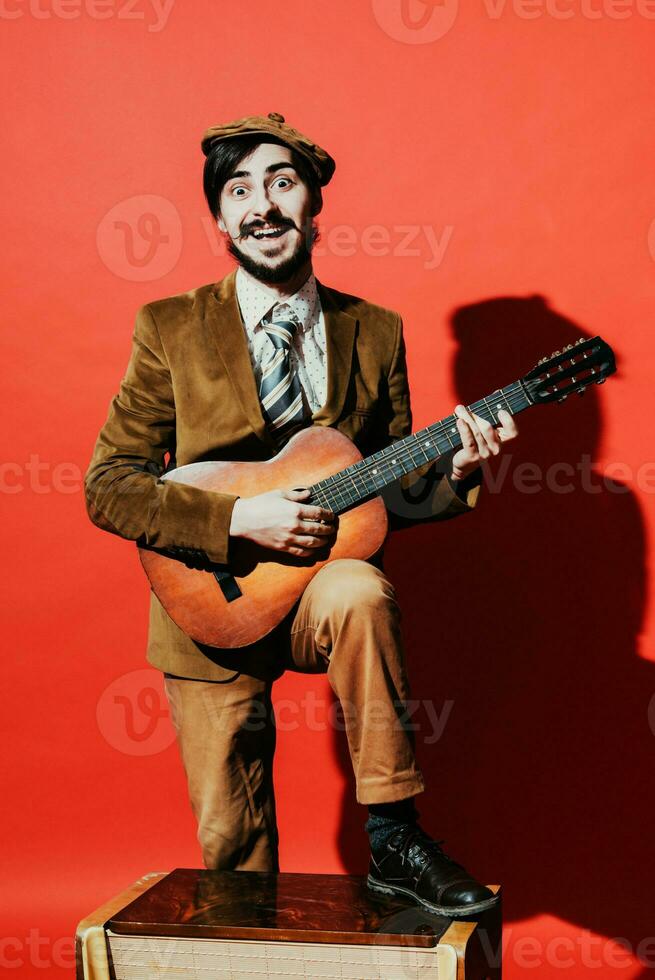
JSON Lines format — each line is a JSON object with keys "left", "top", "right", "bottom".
{"left": 252, "top": 227, "right": 285, "bottom": 239}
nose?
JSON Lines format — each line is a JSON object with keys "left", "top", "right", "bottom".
{"left": 249, "top": 181, "right": 275, "bottom": 218}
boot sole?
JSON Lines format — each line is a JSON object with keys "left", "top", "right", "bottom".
{"left": 367, "top": 873, "right": 500, "bottom": 917}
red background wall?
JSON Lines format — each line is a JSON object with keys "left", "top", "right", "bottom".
{"left": 2, "top": 1, "right": 654, "bottom": 976}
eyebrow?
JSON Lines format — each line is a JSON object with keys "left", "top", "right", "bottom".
{"left": 226, "top": 162, "right": 298, "bottom": 181}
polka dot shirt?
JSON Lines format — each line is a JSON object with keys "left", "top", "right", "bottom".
{"left": 235, "top": 265, "right": 327, "bottom": 416}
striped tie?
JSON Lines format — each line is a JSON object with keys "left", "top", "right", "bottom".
{"left": 259, "top": 307, "right": 307, "bottom": 448}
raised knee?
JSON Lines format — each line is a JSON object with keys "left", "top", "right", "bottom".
{"left": 314, "top": 559, "right": 397, "bottom": 617}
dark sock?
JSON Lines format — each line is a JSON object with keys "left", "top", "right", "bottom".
{"left": 365, "top": 797, "right": 420, "bottom": 854}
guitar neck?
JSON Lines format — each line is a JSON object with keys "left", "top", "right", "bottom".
{"left": 309, "top": 379, "right": 533, "bottom": 515}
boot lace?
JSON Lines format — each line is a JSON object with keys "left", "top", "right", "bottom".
{"left": 395, "top": 828, "right": 467, "bottom": 872}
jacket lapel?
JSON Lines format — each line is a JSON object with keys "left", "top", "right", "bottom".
{"left": 313, "top": 278, "right": 357, "bottom": 426}
{"left": 206, "top": 269, "right": 357, "bottom": 449}
{"left": 206, "top": 270, "right": 273, "bottom": 448}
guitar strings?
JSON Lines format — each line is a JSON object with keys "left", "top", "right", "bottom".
{"left": 310, "top": 385, "right": 529, "bottom": 509}
{"left": 312, "top": 389, "right": 529, "bottom": 506}
{"left": 318, "top": 387, "right": 528, "bottom": 495}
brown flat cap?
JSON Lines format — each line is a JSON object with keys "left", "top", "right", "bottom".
{"left": 200, "top": 111, "right": 335, "bottom": 187}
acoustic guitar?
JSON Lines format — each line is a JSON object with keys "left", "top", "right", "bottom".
{"left": 139, "top": 337, "right": 615, "bottom": 648}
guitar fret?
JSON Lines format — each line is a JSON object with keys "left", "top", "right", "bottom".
{"left": 310, "top": 376, "right": 535, "bottom": 515}
{"left": 481, "top": 395, "right": 494, "bottom": 422}
{"left": 407, "top": 435, "right": 425, "bottom": 468}
{"left": 496, "top": 387, "right": 513, "bottom": 416}
{"left": 416, "top": 434, "right": 431, "bottom": 462}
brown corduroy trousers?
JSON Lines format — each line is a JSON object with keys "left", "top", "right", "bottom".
{"left": 163, "top": 557, "right": 425, "bottom": 871}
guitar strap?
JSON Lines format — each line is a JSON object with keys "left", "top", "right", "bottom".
{"left": 212, "top": 568, "right": 242, "bottom": 602}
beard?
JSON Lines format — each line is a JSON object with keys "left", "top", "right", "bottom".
{"left": 227, "top": 221, "right": 320, "bottom": 285}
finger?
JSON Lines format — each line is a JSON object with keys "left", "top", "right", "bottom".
{"left": 471, "top": 411, "right": 501, "bottom": 455}
{"left": 454, "top": 405, "right": 489, "bottom": 459}
{"left": 295, "top": 520, "right": 336, "bottom": 537}
{"left": 455, "top": 416, "right": 477, "bottom": 453}
{"left": 293, "top": 534, "right": 330, "bottom": 550}
{"left": 288, "top": 546, "right": 314, "bottom": 558}
{"left": 297, "top": 503, "right": 336, "bottom": 524}
{"left": 282, "top": 489, "right": 334, "bottom": 523}
{"left": 455, "top": 418, "right": 473, "bottom": 447}
{"left": 497, "top": 409, "right": 518, "bottom": 440}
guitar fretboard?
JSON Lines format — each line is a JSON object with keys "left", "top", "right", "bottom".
{"left": 309, "top": 380, "right": 532, "bottom": 514}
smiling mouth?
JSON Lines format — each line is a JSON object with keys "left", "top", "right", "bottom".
{"left": 246, "top": 225, "right": 291, "bottom": 241}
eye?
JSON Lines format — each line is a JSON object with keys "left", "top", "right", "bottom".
{"left": 230, "top": 184, "right": 248, "bottom": 198}
{"left": 273, "top": 175, "right": 294, "bottom": 189}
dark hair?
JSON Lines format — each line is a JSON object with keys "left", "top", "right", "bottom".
{"left": 203, "top": 133, "right": 321, "bottom": 221}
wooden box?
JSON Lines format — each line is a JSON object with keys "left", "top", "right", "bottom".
{"left": 76, "top": 870, "right": 502, "bottom": 979}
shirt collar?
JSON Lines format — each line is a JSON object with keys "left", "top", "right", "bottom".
{"left": 236, "top": 265, "right": 319, "bottom": 334}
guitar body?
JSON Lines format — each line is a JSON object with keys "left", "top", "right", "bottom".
{"left": 138, "top": 336, "right": 616, "bottom": 651}
{"left": 138, "top": 425, "right": 389, "bottom": 649}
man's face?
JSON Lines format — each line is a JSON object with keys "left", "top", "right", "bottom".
{"left": 217, "top": 142, "right": 320, "bottom": 284}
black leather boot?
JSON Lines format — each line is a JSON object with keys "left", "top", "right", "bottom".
{"left": 367, "top": 826, "right": 499, "bottom": 917}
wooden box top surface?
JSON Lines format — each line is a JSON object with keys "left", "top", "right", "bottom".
{"left": 107, "top": 870, "right": 500, "bottom": 949}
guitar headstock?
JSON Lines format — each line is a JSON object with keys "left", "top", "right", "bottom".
{"left": 523, "top": 336, "right": 616, "bottom": 405}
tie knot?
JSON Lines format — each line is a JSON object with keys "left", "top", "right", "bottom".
{"left": 263, "top": 306, "right": 300, "bottom": 351}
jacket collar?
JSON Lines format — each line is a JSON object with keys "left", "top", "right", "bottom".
{"left": 207, "top": 268, "right": 357, "bottom": 450}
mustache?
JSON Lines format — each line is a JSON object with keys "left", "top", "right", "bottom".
{"left": 239, "top": 217, "right": 297, "bottom": 240}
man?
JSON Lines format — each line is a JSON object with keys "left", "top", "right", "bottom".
{"left": 84, "top": 112, "right": 518, "bottom": 917}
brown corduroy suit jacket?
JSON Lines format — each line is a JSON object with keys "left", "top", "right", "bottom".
{"left": 84, "top": 269, "right": 482, "bottom": 681}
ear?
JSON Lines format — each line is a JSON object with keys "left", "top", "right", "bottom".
{"left": 216, "top": 214, "right": 227, "bottom": 233}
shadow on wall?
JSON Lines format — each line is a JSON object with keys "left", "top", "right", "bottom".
{"left": 332, "top": 295, "right": 651, "bottom": 974}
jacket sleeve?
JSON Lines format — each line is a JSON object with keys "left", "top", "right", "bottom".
{"left": 83, "top": 304, "right": 239, "bottom": 565}
{"left": 379, "top": 313, "right": 483, "bottom": 531}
